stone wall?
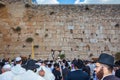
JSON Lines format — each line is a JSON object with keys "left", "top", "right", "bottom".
{"left": 0, "top": 1, "right": 120, "bottom": 60}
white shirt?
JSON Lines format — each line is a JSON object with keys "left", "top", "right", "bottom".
{"left": 11, "top": 64, "right": 26, "bottom": 75}
{"left": 13, "top": 70, "right": 45, "bottom": 80}
{"left": 0, "top": 64, "right": 26, "bottom": 80}
{"left": 0, "top": 71, "right": 14, "bottom": 80}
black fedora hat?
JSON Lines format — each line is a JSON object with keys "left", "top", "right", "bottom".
{"left": 23, "top": 59, "right": 39, "bottom": 70}
{"left": 98, "top": 53, "right": 114, "bottom": 66}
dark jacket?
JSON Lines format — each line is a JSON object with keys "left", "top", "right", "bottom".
{"left": 66, "top": 69, "right": 90, "bottom": 80}
{"left": 115, "top": 69, "right": 120, "bottom": 78}
{"left": 52, "top": 68, "right": 62, "bottom": 80}
{"left": 103, "top": 75, "right": 120, "bottom": 80}
{"left": 62, "top": 67, "right": 70, "bottom": 80}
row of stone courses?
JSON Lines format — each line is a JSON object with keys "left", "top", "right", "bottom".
{"left": 0, "top": 1, "right": 120, "bottom": 59}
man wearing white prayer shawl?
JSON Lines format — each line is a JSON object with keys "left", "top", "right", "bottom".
{"left": 11, "top": 57, "right": 26, "bottom": 75}
{"left": 0, "top": 64, "right": 11, "bottom": 80}
{"left": 13, "top": 59, "right": 45, "bottom": 80}
{"left": 1, "top": 64, "right": 11, "bottom": 73}
{"left": 0, "top": 57, "right": 26, "bottom": 80}
{"left": 37, "top": 66, "right": 55, "bottom": 80}
{"left": 13, "top": 70, "right": 45, "bottom": 80}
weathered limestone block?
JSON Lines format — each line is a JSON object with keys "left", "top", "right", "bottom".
{"left": 62, "top": 47, "right": 71, "bottom": 51}
{"left": 0, "top": 33, "right": 3, "bottom": 38}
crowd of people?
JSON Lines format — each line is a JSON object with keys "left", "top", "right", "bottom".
{"left": 0, "top": 53, "right": 120, "bottom": 80}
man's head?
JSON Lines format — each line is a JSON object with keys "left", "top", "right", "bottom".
{"left": 38, "top": 68, "right": 45, "bottom": 77}
{"left": 54, "top": 63, "right": 60, "bottom": 71}
{"left": 73, "top": 59, "right": 84, "bottom": 69}
{"left": 94, "top": 62, "right": 113, "bottom": 79}
{"left": 97, "top": 53, "right": 114, "bottom": 67}
{"left": 2, "top": 64, "right": 11, "bottom": 73}
{"left": 94, "top": 53, "right": 114, "bottom": 79}
{"left": 15, "top": 57, "right": 22, "bottom": 64}
{"left": 22, "top": 59, "right": 39, "bottom": 72}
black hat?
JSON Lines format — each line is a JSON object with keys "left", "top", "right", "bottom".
{"left": 98, "top": 53, "right": 114, "bottom": 66}
{"left": 73, "top": 59, "right": 84, "bottom": 69}
{"left": 23, "top": 59, "right": 39, "bottom": 70}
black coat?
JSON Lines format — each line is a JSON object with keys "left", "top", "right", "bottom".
{"left": 66, "top": 69, "right": 90, "bottom": 80}
{"left": 62, "top": 67, "right": 70, "bottom": 80}
{"left": 52, "top": 69, "right": 62, "bottom": 80}
{"left": 103, "top": 75, "right": 120, "bottom": 80}
{"left": 115, "top": 69, "right": 120, "bottom": 78}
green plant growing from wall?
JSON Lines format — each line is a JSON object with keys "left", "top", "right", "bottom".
{"left": 115, "top": 52, "right": 120, "bottom": 61}
{"left": 45, "top": 33, "right": 48, "bottom": 38}
{"left": 0, "top": 3, "right": 5, "bottom": 8}
{"left": 35, "top": 33, "right": 39, "bottom": 36}
{"left": 85, "top": 5, "right": 90, "bottom": 10}
{"left": 34, "top": 45, "right": 39, "bottom": 48}
{"left": 15, "top": 26, "right": 21, "bottom": 32}
{"left": 25, "top": 4, "right": 31, "bottom": 8}
{"left": 12, "top": 26, "right": 20, "bottom": 33}
{"left": 12, "top": 26, "right": 22, "bottom": 42}
{"left": 115, "top": 23, "right": 119, "bottom": 28}
{"left": 22, "top": 44, "right": 26, "bottom": 48}
{"left": 12, "top": 26, "right": 21, "bottom": 33}
{"left": 58, "top": 54, "right": 65, "bottom": 59}
{"left": 26, "top": 37, "right": 33, "bottom": 43}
